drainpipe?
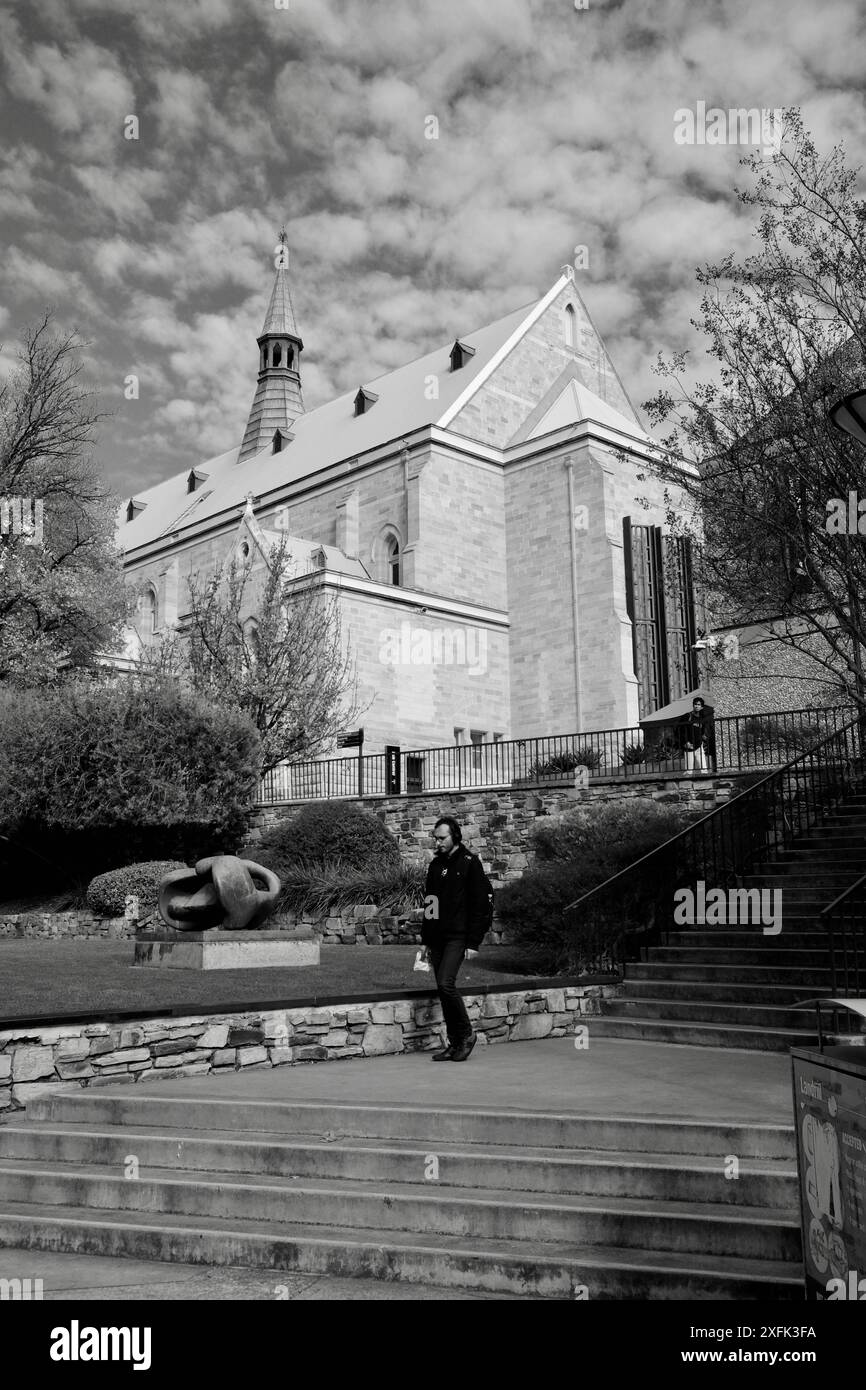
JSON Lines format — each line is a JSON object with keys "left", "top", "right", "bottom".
{"left": 564, "top": 455, "right": 583, "bottom": 729}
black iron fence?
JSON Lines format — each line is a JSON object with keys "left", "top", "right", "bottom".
{"left": 821, "top": 874, "right": 866, "bottom": 996}
{"left": 562, "top": 712, "right": 866, "bottom": 974}
{"left": 259, "top": 704, "right": 857, "bottom": 804}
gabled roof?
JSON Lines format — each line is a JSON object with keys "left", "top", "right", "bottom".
{"left": 119, "top": 295, "right": 538, "bottom": 553}
{"left": 526, "top": 378, "right": 650, "bottom": 441}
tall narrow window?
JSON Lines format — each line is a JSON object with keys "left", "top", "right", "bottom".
{"left": 564, "top": 304, "right": 576, "bottom": 347}
{"left": 387, "top": 535, "right": 400, "bottom": 585}
{"left": 623, "top": 518, "right": 698, "bottom": 717}
{"left": 272, "top": 343, "right": 282, "bottom": 367}
{"left": 139, "top": 587, "right": 157, "bottom": 636}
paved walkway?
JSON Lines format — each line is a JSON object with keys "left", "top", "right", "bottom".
{"left": 121, "top": 1034, "right": 796, "bottom": 1125}
{"left": 0, "top": 1037, "right": 798, "bottom": 1299}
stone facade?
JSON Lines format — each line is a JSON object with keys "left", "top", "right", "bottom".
{"left": 120, "top": 268, "right": 696, "bottom": 749}
{"left": 0, "top": 985, "right": 613, "bottom": 1114}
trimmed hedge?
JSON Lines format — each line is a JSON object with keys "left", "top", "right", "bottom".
{"left": 256, "top": 801, "right": 401, "bottom": 881}
{"left": 0, "top": 679, "right": 261, "bottom": 894}
{"left": 86, "top": 861, "right": 186, "bottom": 918}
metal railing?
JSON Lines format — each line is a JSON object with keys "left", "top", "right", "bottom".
{"left": 258, "top": 704, "right": 856, "bottom": 804}
{"left": 562, "top": 712, "right": 866, "bottom": 974}
{"left": 820, "top": 872, "right": 866, "bottom": 996}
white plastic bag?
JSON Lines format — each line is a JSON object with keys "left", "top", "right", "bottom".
{"left": 413, "top": 948, "right": 431, "bottom": 973}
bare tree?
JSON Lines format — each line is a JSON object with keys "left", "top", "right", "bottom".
{"left": 640, "top": 111, "right": 866, "bottom": 706}
{"left": 151, "top": 536, "right": 370, "bottom": 774}
{"left": 0, "top": 313, "right": 129, "bottom": 683}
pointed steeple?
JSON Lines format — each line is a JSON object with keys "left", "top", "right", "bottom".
{"left": 238, "top": 230, "right": 305, "bottom": 463}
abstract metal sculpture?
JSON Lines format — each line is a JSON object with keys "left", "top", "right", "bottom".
{"left": 158, "top": 855, "right": 281, "bottom": 932}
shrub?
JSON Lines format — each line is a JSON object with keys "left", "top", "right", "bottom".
{"left": 528, "top": 745, "right": 602, "bottom": 777}
{"left": 500, "top": 801, "right": 701, "bottom": 973}
{"left": 275, "top": 859, "right": 426, "bottom": 919}
{"left": 621, "top": 742, "right": 646, "bottom": 765}
{"left": 0, "top": 679, "right": 261, "bottom": 893}
{"left": 741, "top": 715, "right": 824, "bottom": 759}
{"left": 86, "top": 861, "right": 186, "bottom": 918}
{"left": 256, "top": 801, "right": 402, "bottom": 883}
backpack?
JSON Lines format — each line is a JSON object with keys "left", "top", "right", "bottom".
{"left": 474, "top": 855, "right": 495, "bottom": 935}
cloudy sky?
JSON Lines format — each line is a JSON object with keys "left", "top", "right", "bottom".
{"left": 1, "top": 0, "right": 864, "bottom": 501}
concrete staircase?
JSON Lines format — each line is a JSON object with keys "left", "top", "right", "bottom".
{"left": 592, "top": 790, "right": 866, "bottom": 1051}
{"left": 0, "top": 1089, "right": 802, "bottom": 1299}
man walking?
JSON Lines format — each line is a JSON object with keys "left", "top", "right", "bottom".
{"left": 421, "top": 816, "right": 489, "bottom": 1062}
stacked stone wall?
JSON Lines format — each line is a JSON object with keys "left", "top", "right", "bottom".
{"left": 247, "top": 776, "right": 737, "bottom": 884}
{"left": 0, "top": 984, "right": 613, "bottom": 1114}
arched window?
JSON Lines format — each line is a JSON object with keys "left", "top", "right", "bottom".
{"left": 372, "top": 527, "right": 403, "bottom": 585}
{"left": 138, "top": 587, "right": 157, "bottom": 636}
{"left": 564, "top": 304, "right": 576, "bottom": 348}
{"left": 272, "top": 343, "right": 282, "bottom": 368}
{"left": 243, "top": 619, "right": 261, "bottom": 665}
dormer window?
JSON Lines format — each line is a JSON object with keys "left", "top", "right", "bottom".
{"left": 449, "top": 340, "right": 476, "bottom": 372}
{"left": 312, "top": 546, "right": 327, "bottom": 570}
{"left": 186, "top": 469, "right": 208, "bottom": 494}
{"left": 354, "top": 387, "right": 379, "bottom": 416}
{"left": 126, "top": 499, "right": 146, "bottom": 522}
{"left": 272, "top": 429, "right": 287, "bottom": 454}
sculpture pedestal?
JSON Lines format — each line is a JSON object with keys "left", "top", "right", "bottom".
{"left": 133, "top": 929, "right": 320, "bottom": 971}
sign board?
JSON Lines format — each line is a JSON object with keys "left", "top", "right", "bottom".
{"left": 791, "top": 1047, "right": 866, "bottom": 1299}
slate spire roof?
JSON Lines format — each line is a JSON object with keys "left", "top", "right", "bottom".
{"left": 238, "top": 231, "right": 305, "bottom": 463}
{"left": 260, "top": 229, "right": 301, "bottom": 338}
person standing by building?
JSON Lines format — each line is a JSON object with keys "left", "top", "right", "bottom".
{"left": 420, "top": 816, "right": 489, "bottom": 1062}
{"left": 679, "top": 696, "right": 714, "bottom": 774}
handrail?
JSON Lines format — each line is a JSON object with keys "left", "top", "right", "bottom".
{"left": 564, "top": 711, "right": 865, "bottom": 919}
{"left": 820, "top": 871, "right": 866, "bottom": 920}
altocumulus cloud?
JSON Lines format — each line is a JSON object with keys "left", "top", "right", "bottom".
{"left": 0, "top": 0, "right": 862, "bottom": 500}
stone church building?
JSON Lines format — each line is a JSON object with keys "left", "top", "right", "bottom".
{"left": 119, "top": 246, "right": 700, "bottom": 766}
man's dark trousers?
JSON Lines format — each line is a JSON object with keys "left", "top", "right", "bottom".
{"left": 429, "top": 939, "right": 472, "bottom": 1047}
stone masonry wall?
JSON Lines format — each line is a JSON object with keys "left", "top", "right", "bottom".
{"left": 0, "top": 984, "right": 613, "bottom": 1114}
{"left": 247, "top": 776, "right": 738, "bottom": 885}
{"left": 0, "top": 913, "right": 133, "bottom": 940}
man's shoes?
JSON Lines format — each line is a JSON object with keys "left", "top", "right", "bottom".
{"left": 450, "top": 1032, "right": 477, "bottom": 1062}
{"left": 431, "top": 1044, "right": 454, "bottom": 1061}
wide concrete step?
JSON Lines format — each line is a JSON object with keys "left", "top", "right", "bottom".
{"left": 0, "top": 1164, "right": 801, "bottom": 1260}
{"left": 647, "top": 947, "right": 834, "bottom": 967}
{"left": 665, "top": 931, "right": 828, "bottom": 948}
{"left": 0, "top": 1125, "right": 797, "bottom": 1207}
{"left": 622, "top": 979, "right": 834, "bottom": 1007}
{"left": 782, "top": 834, "right": 866, "bottom": 848}
{"left": 25, "top": 1094, "right": 794, "bottom": 1158}
{"left": 628, "top": 962, "right": 833, "bottom": 986}
{"left": 746, "top": 863, "right": 861, "bottom": 878}
{"left": 588, "top": 1017, "right": 818, "bottom": 1052}
{"left": 740, "top": 878, "right": 859, "bottom": 895}
{"left": 603, "top": 997, "right": 837, "bottom": 1031}
{"left": 0, "top": 1203, "right": 804, "bottom": 1300}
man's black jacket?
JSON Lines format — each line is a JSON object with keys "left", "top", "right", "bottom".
{"left": 422, "top": 845, "right": 488, "bottom": 950}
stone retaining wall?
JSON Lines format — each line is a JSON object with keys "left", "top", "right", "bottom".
{"left": 0, "top": 984, "right": 612, "bottom": 1114}
{"left": 246, "top": 777, "right": 737, "bottom": 884}
{"left": 0, "top": 913, "right": 133, "bottom": 940}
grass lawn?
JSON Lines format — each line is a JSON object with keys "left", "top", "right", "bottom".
{"left": 0, "top": 939, "right": 551, "bottom": 1024}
